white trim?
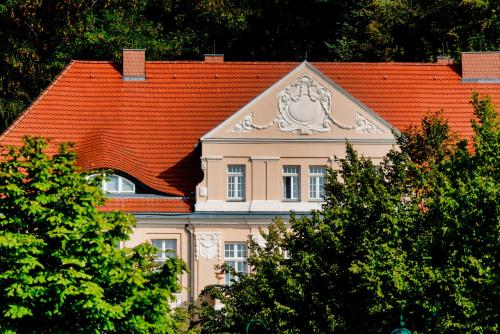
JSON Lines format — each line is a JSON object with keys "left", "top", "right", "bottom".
{"left": 89, "top": 173, "right": 136, "bottom": 194}
{"left": 283, "top": 165, "right": 300, "bottom": 200}
{"left": 194, "top": 200, "right": 322, "bottom": 212}
{"left": 227, "top": 165, "right": 245, "bottom": 201}
{"left": 204, "top": 155, "right": 223, "bottom": 160}
{"left": 202, "top": 138, "right": 397, "bottom": 144}
{"left": 309, "top": 166, "right": 326, "bottom": 200}
{"left": 250, "top": 156, "right": 280, "bottom": 161}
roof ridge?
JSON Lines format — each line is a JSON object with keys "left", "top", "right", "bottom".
{"left": 314, "top": 62, "right": 456, "bottom": 66}
{"left": 72, "top": 60, "right": 114, "bottom": 64}
{"left": 0, "top": 60, "right": 76, "bottom": 141}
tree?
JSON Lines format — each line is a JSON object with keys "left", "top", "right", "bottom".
{"left": 194, "top": 94, "right": 499, "bottom": 333}
{"left": 0, "top": 136, "right": 186, "bottom": 333}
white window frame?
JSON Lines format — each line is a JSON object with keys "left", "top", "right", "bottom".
{"left": 309, "top": 166, "right": 326, "bottom": 200}
{"left": 88, "top": 173, "right": 136, "bottom": 194}
{"left": 103, "top": 174, "right": 135, "bottom": 194}
{"left": 151, "top": 239, "right": 177, "bottom": 262}
{"left": 283, "top": 165, "right": 300, "bottom": 201}
{"left": 227, "top": 165, "right": 245, "bottom": 201}
{"left": 224, "top": 242, "right": 248, "bottom": 285}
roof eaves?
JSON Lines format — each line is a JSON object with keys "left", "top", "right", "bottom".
{"left": 0, "top": 60, "right": 76, "bottom": 141}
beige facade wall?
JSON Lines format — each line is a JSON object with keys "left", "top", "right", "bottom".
{"left": 196, "top": 141, "right": 394, "bottom": 211}
{"left": 125, "top": 219, "right": 276, "bottom": 305}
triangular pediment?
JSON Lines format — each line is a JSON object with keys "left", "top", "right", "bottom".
{"left": 202, "top": 62, "right": 396, "bottom": 142}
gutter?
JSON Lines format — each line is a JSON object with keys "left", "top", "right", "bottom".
{"left": 184, "top": 223, "right": 195, "bottom": 303}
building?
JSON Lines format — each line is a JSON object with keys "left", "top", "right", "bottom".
{"left": 1, "top": 50, "right": 499, "bottom": 306}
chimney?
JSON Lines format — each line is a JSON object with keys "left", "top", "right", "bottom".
{"left": 123, "top": 49, "right": 146, "bottom": 81}
{"left": 436, "top": 55, "right": 453, "bottom": 64}
{"left": 204, "top": 54, "right": 224, "bottom": 63}
{"left": 461, "top": 51, "right": 500, "bottom": 82}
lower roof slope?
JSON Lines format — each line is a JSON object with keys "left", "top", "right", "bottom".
{"left": 1, "top": 60, "right": 498, "bottom": 206}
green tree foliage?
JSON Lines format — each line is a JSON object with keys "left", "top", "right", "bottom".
{"left": 0, "top": 136, "right": 186, "bottom": 333}
{"left": 194, "top": 94, "right": 499, "bottom": 333}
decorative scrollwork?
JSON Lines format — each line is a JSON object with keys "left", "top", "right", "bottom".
{"left": 230, "top": 74, "right": 383, "bottom": 135}
{"left": 232, "top": 113, "right": 274, "bottom": 132}
{"left": 276, "top": 74, "right": 333, "bottom": 134}
{"left": 355, "top": 113, "right": 383, "bottom": 134}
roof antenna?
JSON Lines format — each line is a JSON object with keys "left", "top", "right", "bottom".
{"left": 213, "top": 40, "right": 216, "bottom": 55}
{"left": 305, "top": 51, "right": 308, "bottom": 61}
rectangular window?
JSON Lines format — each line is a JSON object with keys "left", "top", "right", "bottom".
{"left": 152, "top": 239, "right": 177, "bottom": 261}
{"left": 227, "top": 165, "right": 245, "bottom": 201}
{"left": 224, "top": 243, "right": 248, "bottom": 284}
{"left": 283, "top": 165, "right": 300, "bottom": 200}
{"left": 309, "top": 166, "right": 326, "bottom": 200}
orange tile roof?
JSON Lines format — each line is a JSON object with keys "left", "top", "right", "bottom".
{"left": 101, "top": 197, "right": 192, "bottom": 213}
{"left": 1, "top": 60, "right": 499, "bottom": 213}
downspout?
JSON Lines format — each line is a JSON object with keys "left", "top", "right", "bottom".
{"left": 184, "top": 223, "right": 195, "bottom": 303}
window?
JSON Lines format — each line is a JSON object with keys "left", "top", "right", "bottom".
{"left": 224, "top": 243, "right": 248, "bottom": 284}
{"left": 227, "top": 165, "right": 245, "bottom": 200}
{"left": 309, "top": 166, "right": 326, "bottom": 200}
{"left": 283, "top": 165, "right": 300, "bottom": 200}
{"left": 152, "top": 239, "right": 177, "bottom": 261}
{"left": 89, "top": 174, "right": 136, "bottom": 194}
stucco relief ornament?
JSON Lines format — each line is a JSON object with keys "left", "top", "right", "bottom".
{"left": 232, "top": 113, "right": 274, "bottom": 132}
{"left": 231, "top": 74, "right": 383, "bottom": 135}
{"left": 195, "top": 233, "right": 221, "bottom": 260}
{"left": 355, "top": 113, "right": 383, "bottom": 134}
{"left": 276, "top": 74, "right": 338, "bottom": 134}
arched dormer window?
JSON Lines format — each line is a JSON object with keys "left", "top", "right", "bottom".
{"left": 89, "top": 174, "right": 136, "bottom": 194}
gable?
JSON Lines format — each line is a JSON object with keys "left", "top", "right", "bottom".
{"left": 203, "top": 62, "right": 397, "bottom": 142}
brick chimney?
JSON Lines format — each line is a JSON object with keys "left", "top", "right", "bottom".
{"left": 204, "top": 54, "right": 224, "bottom": 63}
{"left": 461, "top": 51, "right": 500, "bottom": 82}
{"left": 123, "top": 49, "right": 146, "bottom": 81}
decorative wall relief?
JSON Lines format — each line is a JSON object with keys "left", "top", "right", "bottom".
{"left": 231, "top": 74, "right": 371, "bottom": 135}
{"left": 195, "top": 233, "right": 221, "bottom": 260}
{"left": 230, "top": 73, "right": 385, "bottom": 135}
{"left": 276, "top": 74, "right": 334, "bottom": 134}
{"left": 355, "top": 113, "right": 383, "bottom": 134}
{"left": 232, "top": 113, "right": 274, "bottom": 132}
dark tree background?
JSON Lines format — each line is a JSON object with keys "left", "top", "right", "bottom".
{"left": 1, "top": 0, "right": 499, "bottom": 131}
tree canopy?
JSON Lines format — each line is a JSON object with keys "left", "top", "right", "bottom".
{"left": 194, "top": 94, "right": 499, "bottom": 333}
{"left": 0, "top": 136, "right": 186, "bottom": 333}
{"left": 1, "top": 0, "right": 499, "bottom": 132}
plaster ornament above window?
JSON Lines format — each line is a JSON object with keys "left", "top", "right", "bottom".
{"left": 195, "top": 233, "right": 221, "bottom": 260}
{"left": 231, "top": 74, "right": 360, "bottom": 135}
{"left": 355, "top": 113, "right": 384, "bottom": 134}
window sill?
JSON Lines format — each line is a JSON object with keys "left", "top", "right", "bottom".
{"left": 282, "top": 199, "right": 300, "bottom": 202}
{"left": 226, "top": 199, "right": 246, "bottom": 202}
